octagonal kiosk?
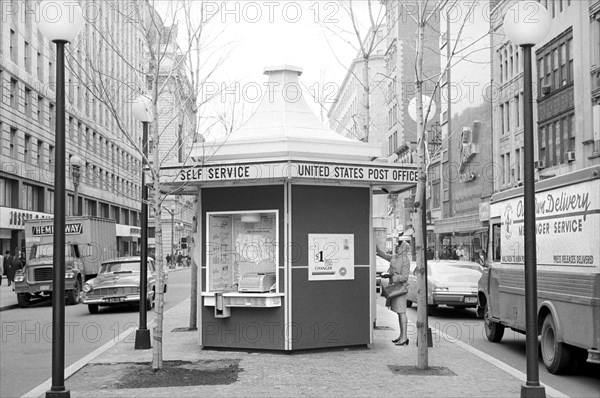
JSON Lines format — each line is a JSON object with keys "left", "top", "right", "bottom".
{"left": 162, "top": 66, "right": 417, "bottom": 351}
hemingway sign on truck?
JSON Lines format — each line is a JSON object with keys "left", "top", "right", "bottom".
{"left": 500, "top": 179, "right": 599, "bottom": 269}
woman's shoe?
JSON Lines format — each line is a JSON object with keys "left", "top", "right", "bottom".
{"left": 391, "top": 337, "right": 402, "bottom": 343}
{"left": 395, "top": 339, "right": 409, "bottom": 346}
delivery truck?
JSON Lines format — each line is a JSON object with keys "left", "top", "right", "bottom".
{"left": 14, "top": 216, "right": 117, "bottom": 308}
{"left": 476, "top": 165, "right": 600, "bottom": 374}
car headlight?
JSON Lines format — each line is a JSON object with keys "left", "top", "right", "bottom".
{"left": 433, "top": 287, "right": 449, "bottom": 292}
{"left": 65, "top": 269, "right": 75, "bottom": 279}
{"left": 83, "top": 283, "right": 93, "bottom": 293}
{"left": 14, "top": 273, "right": 25, "bottom": 282}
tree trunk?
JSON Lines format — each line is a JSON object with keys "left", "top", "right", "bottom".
{"left": 415, "top": 10, "right": 429, "bottom": 370}
{"left": 189, "top": 194, "right": 200, "bottom": 330}
{"left": 363, "top": 55, "right": 371, "bottom": 142}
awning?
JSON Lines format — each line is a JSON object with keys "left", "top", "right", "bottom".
{"left": 433, "top": 212, "right": 486, "bottom": 234}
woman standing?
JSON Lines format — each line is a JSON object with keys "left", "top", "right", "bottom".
{"left": 377, "top": 237, "right": 411, "bottom": 346}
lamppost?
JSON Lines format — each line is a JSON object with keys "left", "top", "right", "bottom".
{"left": 503, "top": 3, "right": 550, "bottom": 398}
{"left": 164, "top": 204, "right": 176, "bottom": 268}
{"left": 70, "top": 155, "right": 83, "bottom": 216}
{"left": 38, "top": 1, "right": 84, "bottom": 397}
{"left": 132, "top": 95, "right": 153, "bottom": 350}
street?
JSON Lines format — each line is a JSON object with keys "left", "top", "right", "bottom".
{"left": 0, "top": 269, "right": 192, "bottom": 398}
{"left": 398, "top": 303, "right": 600, "bottom": 398}
{"left": 2, "top": 270, "right": 598, "bottom": 398}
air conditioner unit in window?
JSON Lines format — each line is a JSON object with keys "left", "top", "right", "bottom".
{"left": 535, "top": 160, "right": 546, "bottom": 169}
{"left": 565, "top": 151, "right": 575, "bottom": 162}
{"left": 542, "top": 85, "right": 551, "bottom": 95}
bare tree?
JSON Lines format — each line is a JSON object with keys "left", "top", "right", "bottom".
{"left": 315, "top": 0, "right": 389, "bottom": 143}
{"left": 398, "top": 0, "right": 487, "bottom": 369}
{"left": 67, "top": 0, "right": 232, "bottom": 369}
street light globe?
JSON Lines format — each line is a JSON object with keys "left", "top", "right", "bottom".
{"left": 408, "top": 96, "right": 437, "bottom": 123}
{"left": 503, "top": 1, "right": 551, "bottom": 46}
{"left": 71, "top": 154, "right": 84, "bottom": 166}
{"left": 132, "top": 95, "right": 153, "bottom": 122}
{"left": 38, "top": 0, "right": 84, "bottom": 43}
{"left": 170, "top": 203, "right": 176, "bottom": 212}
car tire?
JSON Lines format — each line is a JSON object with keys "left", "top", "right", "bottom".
{"left": 88, "top": 304, "right": 99, "bottom": 314}
{"left": 541, "top": 314, "right": 573, "bottom": 374}
{"left": 484, "top": 300, "right": 504, "bottom": 342}
{"left": 66, "top": 279, "right": 81, "bottom": 305}
{"left": 406, "top": 300, "right": 413, "bottom": 308}
{"left": 17, "top": 293, "right": 31, "bottom": 308}
{"left": 427, "top": 304, "right": 438, "bottom": 313}
{"left": 163, "top": 284, "right": 167, "bottom": 294}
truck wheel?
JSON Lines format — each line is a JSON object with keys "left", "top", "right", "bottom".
{"left": 17, "top": 293, "right": 31, "bottom": 308}
{"left": 88, "top": 304, "right": 99, "bottom": 314}
{"left": 406, "top": 300, "right": 413, "bottom": 308}
{"left": 484, "top": 301, "right": 504, "bottom": 342}
{"left": 66, "top": 279, "right": 81, "bottom": 305}
{"left": 541, "top": 314, "right": 573, "bottom": 374}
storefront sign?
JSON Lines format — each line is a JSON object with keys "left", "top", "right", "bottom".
{"left": 479, "top": 202, "right": 490, "bottom": 222}
{"left": 308, "top": 234, "right": 354, "bottom": 281}
{"left": 172, "top": 161, "right": 418, "bottom": 185}
{"left": 0, "top": 208, "right": 52, "bottom": 229}
{"left": 116, "top": 224, "right": 141, "bottom": 238}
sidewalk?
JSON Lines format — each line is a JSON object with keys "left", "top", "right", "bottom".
{"left": 0, "top": 279, "right": 18, "bottom": 310}
{"left": 24, "top": 295, "right": 568, "bottom": 398}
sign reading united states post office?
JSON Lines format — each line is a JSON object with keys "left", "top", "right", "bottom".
{"left": 172, "top": 161, "right": 419, "bottom": 185}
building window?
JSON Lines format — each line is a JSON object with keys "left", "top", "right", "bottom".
{"left": 24, "top": 87, "right": 32, "bottom": 117}
{"left": 37, "top": 96, "right": 44, "bottom": 123}
{"left": 24, "top": 41, "right": 31, "bottom": 72}
{"left": 49, "top": 145, "right": 55, "bottom": 166}
{"left": 10, "top": 127, "right": 17, "bottom": 158}
{"left": 0, "top": 177, "right": 16, "bottom": 207}
{"left": 24, "top": 134, "right": 32, "bottom": 164}
{"left": 539, "top": 126, "right": 547, "bottom": 165}
{"left": 37, "top": 140, "right": 44, "bottom": 167}
{"left": 536, "top": 29, "right": 573, "bottom": 96}
{"left": 22, "top": 183, "right": 42, "bottom": 211}
{"left": 10, "top": 78, "right": 18, "bottom": 109}
{"left": 514, "top": 94, "right": 520, "bottom": 128}
{"left": 37, "top": 52, "right": 43, "bottom": 80}
{"left": 47, "top": 190, "right": 54, "bottom": 213}
{"left": 49, "top": 103, "right": 55, "bottom": 129}
{"left": 514, "top": 148, "right": 521, "bottom": 181}
{"left": 10, "top": 29, "right": 17, "bottom": 63}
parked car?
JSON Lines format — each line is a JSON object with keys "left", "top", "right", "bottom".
{"left": 405, "top": 260, "right": 482, "bottom": 310}
{"left": 81, "top": 256, "right": 168, "bottom": 314}
{"left": 375, "top": 256, "right": 390, "bottom": 294}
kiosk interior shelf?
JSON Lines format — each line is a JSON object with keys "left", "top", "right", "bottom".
{"left": 202, "top": 292, "right": 284, "bottom": 308}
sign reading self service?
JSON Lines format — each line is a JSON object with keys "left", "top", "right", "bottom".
{"left": 174, "top": 161, "right": 418, "bottom": 185}
{"left": 308, "top": 234, "right": 355, "bottom": 281}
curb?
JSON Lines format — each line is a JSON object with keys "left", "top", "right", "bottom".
{"left": 22, "top": 298, "right": 191, "bottom": 398}
{"left": 0, "top": 303, "right": 19, "bottom": 312}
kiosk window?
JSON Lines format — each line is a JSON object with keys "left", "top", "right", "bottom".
{"left": 207, "top": 211, "right": 277, "bottom": 292}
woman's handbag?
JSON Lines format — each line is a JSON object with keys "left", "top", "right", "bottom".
{"left": 382, "top": 282, "right": 408, "bottom": 299}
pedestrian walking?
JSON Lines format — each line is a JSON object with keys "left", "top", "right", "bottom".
{"left": 3, "top": 250, "right": 13, "bottom": 286}
{"left": 0, "top": 251, "right": 4, "bottom": 285}
{"left": 9, "top": 250, "right": 23, "bottom": 284}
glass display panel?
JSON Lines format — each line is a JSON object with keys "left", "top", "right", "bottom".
{"left": 207, "top": 211, "right": 277, "bottom": 292}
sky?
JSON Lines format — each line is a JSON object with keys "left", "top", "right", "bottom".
{"left": 155, "top": 1, "right": 491, "bottom": 137}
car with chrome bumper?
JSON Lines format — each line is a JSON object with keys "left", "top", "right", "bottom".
{"left": 81, "top": 257, "right": 168, "bottom": 314}
{"left": 405, "top": 260, "right": 482, "bottom": 310}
